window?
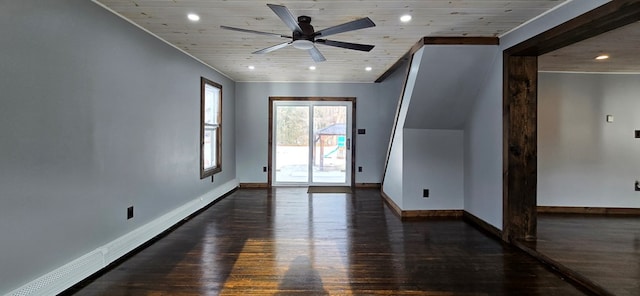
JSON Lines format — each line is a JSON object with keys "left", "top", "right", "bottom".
{"left": 200, "top": 77, "right": 222, "bottom": 178}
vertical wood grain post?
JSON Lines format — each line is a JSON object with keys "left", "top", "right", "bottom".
{"left": 503, "top": 54, "right": 537, "bottom": 242}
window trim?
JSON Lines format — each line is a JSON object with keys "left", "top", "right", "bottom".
{"left": 200, "top": 77, "right": 222, "bottom": 179}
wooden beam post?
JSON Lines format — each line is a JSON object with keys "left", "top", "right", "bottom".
{"left": 503, "top": 54, "right": 538, "bottom": 242}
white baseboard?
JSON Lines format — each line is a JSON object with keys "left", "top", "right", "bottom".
{"left": 6, "top": 179, "right": 239, "bottom": 296}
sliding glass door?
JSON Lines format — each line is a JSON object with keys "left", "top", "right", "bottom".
{"left": 273, "top": 101, "right": 352, "bottom": 186}
{"left": 274, "top": 104, "right": 310, "bottom": 183}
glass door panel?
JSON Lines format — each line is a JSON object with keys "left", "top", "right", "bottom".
{"left": 273, "top": 100, "right": 352, "bottom": 186}
{"left": 274, "top": 105, "right": 309, "bottom": 184}
{"left": 312, "top": 105, "right": 348, "bottom": 184}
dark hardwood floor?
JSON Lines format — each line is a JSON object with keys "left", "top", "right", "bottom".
{"left": 63, "top": 188, "right": 586, "bottom": 295}
{"left": 522, "top": 213, "right": 640, "bottom": 296}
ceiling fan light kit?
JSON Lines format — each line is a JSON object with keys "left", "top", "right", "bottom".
{"left": 292, "top": 40, "right": 314, "bottom": 50}
{"left": 221, "top": 3, "right": 376, "bottom": 62}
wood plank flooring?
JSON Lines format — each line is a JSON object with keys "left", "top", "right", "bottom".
{"left": 62, "top": 188, "right": 586, "bottom": 295}
{"left": 522, "top": 214, "right": 640, "bottom": 296}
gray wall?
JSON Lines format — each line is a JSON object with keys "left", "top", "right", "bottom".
{"left": 0, "top": 1, "right": 235, "bottom": 293}
{"left": 538, "top": 72, "right": 640, "bottom": 208}
{"left": 463, "top": 0, "right": 609, "bottom": 229}
{"left": 384, "top": 43, "right": 498, "bottom": 211}
{"left": 235, "top": 76, "right": 404, "bottom": 184}
{"left": 383, "top": 50, "right": 422, "bottom": 206}
{"left": 403, "top": 129, "right": 464, "bottom": 210}
{"left": 463, "top": 47, "right": 503, "bottom": 228}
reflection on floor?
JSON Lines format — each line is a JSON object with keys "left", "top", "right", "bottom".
{"left": 63, "top": 188, "right": 586, "bottom": 295}
{"left": 526, "top": 214, "right": 640, "bottom": 296}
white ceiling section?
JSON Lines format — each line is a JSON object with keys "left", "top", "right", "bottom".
{"left": 95, "top": 0, "right": 566, "bottom": 82}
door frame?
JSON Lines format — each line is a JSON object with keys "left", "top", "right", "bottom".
{"left": 268, "top": 97, "right": 357, "bottom": 188}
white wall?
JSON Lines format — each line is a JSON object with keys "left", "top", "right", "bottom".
{"left": 538, "top": 72, "right": 640, "bottom": 208}
{"left": 403, "top": 129, "right": 464, "bottom": 210}
{"left": 384, "top": 43, "right": 496, "bottom": 212}
{"left": 382, "top": 49, "right": 423, "bottom": 206}
{"left": 463, "top": 48, "right": 503, "bottom": 228}
{"left": 464, "top": 0, "right": 610, "bottom": 230}
{"left": 0, "top": 1, "right": 235, "bottom": 294}
{"left": 403, "top": 46, "right": 499, "bottom": 130}
{"left": 384, "top": 127, "right": 404, "bottom": 204}
{"left": 235, "top": 74, "right": 404, "bottom": 184}
{"left": 381, "top": 46, "right": 465, "bottom": 211}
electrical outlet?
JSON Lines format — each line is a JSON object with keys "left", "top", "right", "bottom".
{"left": 423, "top": 189, "right": 429, "bottom": 198}
{"left": 358, "top": 166, "right": 362, "bottom": 172}
{"left": 635, "top": 181, "right": 640, "bottom": 191}
{"left": 635, "top": 130, "right": 640, "bottom": 138}
{"left": 127, "top": 206, "right": 134, "bottom": 220}
{"left": 263, "top": 166, "right": 267, "bottom": 172}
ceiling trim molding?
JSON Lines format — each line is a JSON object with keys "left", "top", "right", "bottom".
{"left": 91, "top": 0, "right": 233, "bottom": 81}
{"left": 235, "top": 80, "right": 376, "bottom": 84}
{"left": 498, "top": 0, "right": 574, "bottom": 38}
{"left": 539, "top": 70, "right": 640, "bottom": 75}
{"left": 423, "top": 37, "right": 499, "bottom": 45}
{"left": 505, "top": 0, "right": 640, "bottom": 56}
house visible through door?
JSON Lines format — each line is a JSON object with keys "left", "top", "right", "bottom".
{"left": 271, "top": 99, "right": 353, "bottom": 186}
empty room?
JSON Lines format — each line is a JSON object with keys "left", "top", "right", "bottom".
{"left": 1, "top": 1, "right": 638, "bottom": 295}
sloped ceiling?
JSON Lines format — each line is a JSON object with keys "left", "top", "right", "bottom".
{"left": 403, "top": 44, "right": 498, "bottom": 130}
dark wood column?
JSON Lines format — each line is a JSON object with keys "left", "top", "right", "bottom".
{"left": 502, "top": 55, "right": 537, "bottom": 241}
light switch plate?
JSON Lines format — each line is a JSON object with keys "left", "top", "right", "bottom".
{"left": 606, "top": 115, "right": 613, "bottom": 123}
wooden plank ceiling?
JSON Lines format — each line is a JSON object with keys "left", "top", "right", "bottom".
{"left": 96, "top": 0, "right": 566, "bottom": 82}
{"left": 540, "top": 21, "right": 640, "bottom": 73}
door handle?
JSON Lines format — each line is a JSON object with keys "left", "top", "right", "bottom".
{"left": 346, "top": 138, "right": 351, "bottom": 150}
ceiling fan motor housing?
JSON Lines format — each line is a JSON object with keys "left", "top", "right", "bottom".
{"left": 294, "top": 15, "right": 315, "bottom": 41}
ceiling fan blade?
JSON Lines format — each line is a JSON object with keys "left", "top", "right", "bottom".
{"left": 314, "top": 17, "right": 375, "bottom": 38}
{"left": 220, "top": 25, "right": 291, "bottom": 38}
{"left": 267, "top": 4, "right": 303, "bottom": 32}
{"left": 308, "top": 46, "right": 326, "bottom": 62}
{"left": 253, "top": 42, "right": 291, "bottom": 54}
{"left": 316, "top": 39, "right": 375, "bottom": 52}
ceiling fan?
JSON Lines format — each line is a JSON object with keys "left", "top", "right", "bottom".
{"left": 221, "top": 3, "right": 376, "bottom": 62}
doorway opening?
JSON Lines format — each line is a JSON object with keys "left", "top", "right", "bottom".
{"left": 269, "top": 97, "right": 356, "bottom": 187}
{"left": 502, "top": 0, "right": 640, "bottom": 242}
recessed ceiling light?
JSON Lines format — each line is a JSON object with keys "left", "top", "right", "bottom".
{"left": 187, "top": 13, "right": 200, "bottom": 22}
{"left": 309, "top": 66, "right": 316, "bottom": 70}
{"left": 365, "top": 66, "right": 372, "bottom": 71}
{"left": 400, "top": 14, "right": 412, "bottom": 23}
{"left": 595, "top": 54, "right": 609, "bottom": 60}
{"left": 248, "top": 65, "right": 255, "bottom": 70}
